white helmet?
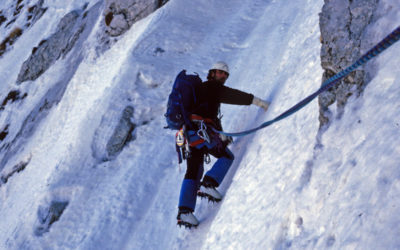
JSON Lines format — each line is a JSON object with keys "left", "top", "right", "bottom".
{"left": 210, "top": 61, "right": 229, "bottom": 74}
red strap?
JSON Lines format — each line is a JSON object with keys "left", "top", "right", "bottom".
{"left": 190, "top": 114, "right": 215, "bottom": 125}
{"left": 189, "top": 138, "right": 205, "bottom": 147}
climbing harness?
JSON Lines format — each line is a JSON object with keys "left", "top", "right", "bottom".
{"left": 215, "top": 25, "right": 400, "bottom": 137}
{"left": 175, "top": 115, "right": 220, "bottom": 164}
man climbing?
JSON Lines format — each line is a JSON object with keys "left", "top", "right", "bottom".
{"left": 176, "top": 61, "right": 270, "bottom": 228}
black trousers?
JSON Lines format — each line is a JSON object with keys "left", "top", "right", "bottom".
{"left": 178, "top": 145, "right": 235, "bottom": 211}
{"left": 184, "top": 146, "right": 234, "bottom": 187}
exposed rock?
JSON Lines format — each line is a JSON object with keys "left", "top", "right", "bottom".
{"left": 105, "top": 11, "right": 113, "bottom": 26}
{"left": 318, "top": 0, "right": 378, "bottom": 128}
{"left": 92, "top": 106, "right": 136, "bottom": 162}
{"left": 0, "top": 14, "right": 6, "bottom": 26}
{"left": 14, "top": 0, "right": 24, "bottom": 17}
{"left": 35, "top": 200, "right": 69, "bottom": 236}
{"left": 0, "top": 3, "right": 102, "bottom": 171}
{"left": 106, "top": 106, "right": 136, "bottom": 159}
{"left": 0, "top": 0, "right": 46, "bottom": 57}
{"left": 0, "top": 90, "right": 28, "bottom": 110}
{"left": 94, "top": 0, "right": 169, "bottom": 54}
{"left": 107, "top": 11, "right": 130, "bottom": 36}
{"left": 104, "top": 0, "right": 168, "bottom": 37}
{"left": 5, "top": 18, "right": 16, "bottom": 28}
{"left": 26, "top": 0, "right": 47, "bottom": 28}
{"left": 0, "top": 125, "right": 9, "bottom": 141}
{"left": 0, "top": 27, "right": 23, "bottom": 57}
{"left": 0, "top": 155, "right": 31, "bottom": 185}
{"left": 2, "top": 0, "right": 25, "bottom": 28}
{"left": 16, "top": 9, "right": 84, "bottom": 84}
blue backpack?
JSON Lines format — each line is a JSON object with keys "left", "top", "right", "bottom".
{"left": 164, "top": 70, "right": 203, "bottom": 130}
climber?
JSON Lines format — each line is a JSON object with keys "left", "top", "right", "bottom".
{"left": 175, "top": 61, "right": 270, "bottom": 228}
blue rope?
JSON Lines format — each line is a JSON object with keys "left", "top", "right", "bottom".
{"left": 218, "top": 25, "right": 400, "bottom": 137}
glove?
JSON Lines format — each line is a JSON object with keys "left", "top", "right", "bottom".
{"left": 252, "top": 96, "right": 270, "bottom": 111}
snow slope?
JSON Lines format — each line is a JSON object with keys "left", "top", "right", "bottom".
{"left": 0, "top": 0, "right": 399, "bottom": 249}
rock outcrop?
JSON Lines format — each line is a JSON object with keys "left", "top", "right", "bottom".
{"left": 0, "top": 0, "right": 47, "bottom": 58}
{"left": 92, "top": 106, "right": 136, "bottom": 162}
{"left": 104, "top": 0, "right": 168, "bottom": 37}
{"left": 318, "top": 0, "right": 379, "bottom": 128}
{"left": 16, "top": 9, "right": 85, "bottom": 83}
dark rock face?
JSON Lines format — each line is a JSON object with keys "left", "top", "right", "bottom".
{"left": 16, "top": 10, "right": 84, "bottom": 84}
{"left": 0, "top": 14, "right": 6, "bottom": 26}
{"left": 318, "top": 0, "right": 378, "bottom": 128}
{"left": 0, "top": 90, "right": 28, "bottom": 111}
{"left": 0, "top": 27, "right": 23, "bottom": 57}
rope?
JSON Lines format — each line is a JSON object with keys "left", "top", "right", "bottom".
{"left": 217, "top": 25, "right": 400, "bottom": 137}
